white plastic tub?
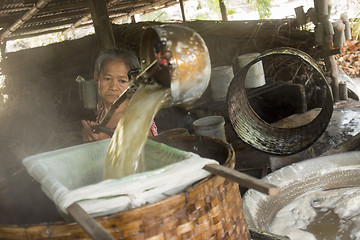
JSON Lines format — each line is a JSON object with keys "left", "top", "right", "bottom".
{"left": 23, "top": 138, "right": 217, "bottom": 218}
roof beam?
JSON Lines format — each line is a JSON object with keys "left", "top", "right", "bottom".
{"left": 23, "top": 0, "right": 38, "bottom": 3}
{"left": 25, "top": 4, "right": 160, "bottom": 29}
{"left": 0, "top": 0, "right": 51, "bottom": 42}
{"left": 26, "top": 9, "right": 88, "bottom": 24}
{"left": 1, "top": 0, "right": 184, "bottom": 41}
{"left": 0, "top": 6, "right": 32, "bottom": 13}
{"left": 4, "top": 23, "right": 93, "bottom": 41}
{"left": 62, "top": 0, "right": 127, "bottom": 36}
{"left": 63, "top": 0, "right": 176, "bottom": 35}
{"left": 111, "top": 0, "right": 177, "bottom": 22}
{"left": 38, "top": 2, "right": 88, "bottom": 14}
{"left": 7, "top": 19, "right": 75, "bottom": 37}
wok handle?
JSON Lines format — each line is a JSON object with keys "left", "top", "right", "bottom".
{"left": 91, "top": 125, "right": 115, "bottom": 136}
{"left": 91, "top": 87, "right": 131, "bottom": 135}
{"left": 203, "top": 164, "right": 280, "bottom": 196}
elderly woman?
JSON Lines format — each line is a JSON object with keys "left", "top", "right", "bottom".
{"left": 81, "top": 48, "right": 157, "bottom": 143}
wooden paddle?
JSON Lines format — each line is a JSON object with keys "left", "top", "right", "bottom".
{"left": 67, "top": 203, "right": 115, "bottom": 240}
{"left": 204, "top": 164, "right": 280, "bottom": 196}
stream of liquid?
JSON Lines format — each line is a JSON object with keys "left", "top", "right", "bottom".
{"left": 103, "top": 84, "right": 171, "bottom": 179}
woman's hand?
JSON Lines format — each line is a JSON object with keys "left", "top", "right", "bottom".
{"left": 81, "top": 120, "right": 110, "bottom": 143}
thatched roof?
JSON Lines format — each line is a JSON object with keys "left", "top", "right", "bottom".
{"left": 0, "top": 0, "right": 182, "bottom": 42}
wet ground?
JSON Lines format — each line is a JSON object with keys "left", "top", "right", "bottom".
{"left": 300, "top": 78, "right": 360, "bottom": 156}
{"left": 314, "top": 99, "right": 360, "bottom": 154}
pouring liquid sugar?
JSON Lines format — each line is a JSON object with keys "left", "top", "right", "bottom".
{"left": 269, "top": 187, "right": 360, "bottom": 240}
{"left": 104, "top": 84, "right": 171, "bottom": 179}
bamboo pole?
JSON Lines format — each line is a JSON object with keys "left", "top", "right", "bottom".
{"left": 313, "top": 0, "right": 339, "bottom": 102}
{"left": 63, "top": 0, "right": 178, "bottom": 36}
{"left": 111, "top": 0, "right": 175, "bottom": 23}
{"left": 39, "top": 2, "right": 88, "bottom": 13}
{"left": 62, "top": 0, "right": 125, "bottom": 36}
{"left": 0, "top": 0, "right": 51, "bottom": 42}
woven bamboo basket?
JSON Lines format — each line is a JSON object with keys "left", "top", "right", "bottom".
{"left": 0, "top": 135, "right": 250, "bottom": 240}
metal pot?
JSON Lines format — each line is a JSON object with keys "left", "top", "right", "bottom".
{"left": 140, "top": 24, "right": 211, "bottom": 105}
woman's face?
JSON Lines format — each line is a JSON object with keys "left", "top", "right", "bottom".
{"left": 97, "top": 58, "right": 130, "bottom": 109}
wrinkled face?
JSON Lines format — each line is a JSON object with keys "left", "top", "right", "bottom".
{"left": 97, "top": 58, "right": 130, "bottom": 109}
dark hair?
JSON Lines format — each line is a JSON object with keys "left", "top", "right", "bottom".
{"left": 94, "top": 48, "right": 140, "bottom": 76}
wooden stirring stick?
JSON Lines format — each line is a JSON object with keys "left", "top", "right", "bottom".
{"left": 67, "top": 203, "right": 115, "bottom": 240}
{"left": 204, "top": 164, "right": 280, "bottom": 196}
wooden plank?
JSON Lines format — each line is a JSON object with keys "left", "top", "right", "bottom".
{"left": 271, "top": 108, "right": 321, "bottom": 128}
{"left": 88, "top": 0, "right": 116, "bottom": 50}
{"left": 203, "top": 164, "right": 280, "bottom": 196}
{"left": 67, "top": 203, "right": 115, "bottom": 240}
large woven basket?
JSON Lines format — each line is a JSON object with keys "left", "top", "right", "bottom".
{"left": 0, "top": 135, "right": 250, "bottom": 240}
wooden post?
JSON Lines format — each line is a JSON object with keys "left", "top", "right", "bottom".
{"left": 88, "top": 0, "right": 116, "bottom": 51}
{"left": 313, "top": 0, "right": 339, "bottom": 102}
{"left": 203, "top": 164, "right": 280, "bottom": 196}
{"left": 219, "top": 0, "right": 228, "bottom": 21}
{"left": 0, "top": 41, "right": 6, "bottom": 58}
{"left": 179, "top": 0, "right": 186, "bottom": 23}
{"left": 323, "top": 43, "right": 340, "bottom": 102}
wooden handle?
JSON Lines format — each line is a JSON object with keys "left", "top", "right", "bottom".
{"left": 98, "top": 87, "right": 131, "bottom": 126}
{"left": 203, "top": 164, "right": 280, "bottom": 196}
{"left": 91, "top": 125, "right": 115, "bottom": 136}
{"left": 67, "top": 203, "right": 115, "bottom": 240}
